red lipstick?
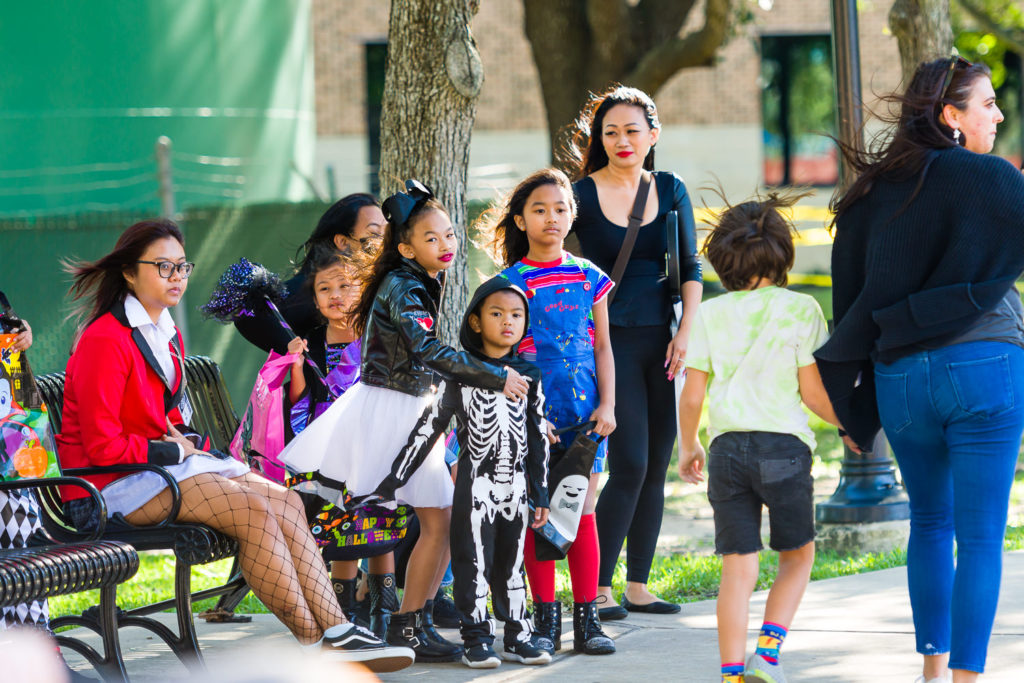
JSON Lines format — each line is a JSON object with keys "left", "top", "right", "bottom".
{"left": 616, "top": 151, "right": 633, "bottom": 158}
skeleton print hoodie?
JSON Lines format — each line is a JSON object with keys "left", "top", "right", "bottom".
{"left": 372, "top": 278, "right": 549, "bottom": 509}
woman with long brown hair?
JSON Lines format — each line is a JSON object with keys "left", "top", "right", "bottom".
{"left": 817, "top": 57, "right": 1024, "bottom": 682}
{"left": 56, "top": 218, "right": 412, "bottom": 672}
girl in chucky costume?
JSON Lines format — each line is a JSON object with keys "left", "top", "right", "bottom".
{"left": 479, "top": 168, "right": 617, "bottom": 656}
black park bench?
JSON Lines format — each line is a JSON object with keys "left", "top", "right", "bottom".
{"left": 0, "top": 476, "right": 139, "bottom": 680}
{"left": 27, "top": 355, "right": 252, "bottom": 678}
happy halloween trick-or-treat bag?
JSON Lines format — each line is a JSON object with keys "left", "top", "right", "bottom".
{"left": 531, "top": 421, "right": 603, "bottom": 562}
{"left": 0, "top": 293, "right": 59, "bottom": 482}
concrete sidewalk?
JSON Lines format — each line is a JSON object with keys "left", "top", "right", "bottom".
{"left": 64, "top": 551, "right": 1024, "bottom": 682}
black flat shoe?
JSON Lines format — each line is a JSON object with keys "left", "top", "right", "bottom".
{"left": 597, "top": 604, "right": 628, "bottom": 621}
{"left": 621, "top": 597, "right": 681, "bottom": 614}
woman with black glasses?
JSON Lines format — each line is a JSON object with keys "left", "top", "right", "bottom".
{"left": 816, "top": 57, "right": 1024, "bottom": 682}
{"left": 55, "top": 218, "right": 412, "bottom": 671}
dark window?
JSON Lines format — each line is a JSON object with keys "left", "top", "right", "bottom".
{"left": 761, "top": 34, "right": 838, "bottom": 186}
{"left": 365, "top": 41, "right": 387, "bottom": 195}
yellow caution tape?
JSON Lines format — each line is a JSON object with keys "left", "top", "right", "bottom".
{"left": 694, "top": 206, "right": 836, "bottom": 247}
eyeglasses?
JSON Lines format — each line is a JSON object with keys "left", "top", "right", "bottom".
{"left": 137, "top": 260, "right": 195, "bottom": 279}
{"left": 940, "top": 55, "right": 972, "bottom": 102}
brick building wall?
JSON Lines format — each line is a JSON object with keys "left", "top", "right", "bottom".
{"left": 311, "top": 0, "right": 903, "bottom": 136}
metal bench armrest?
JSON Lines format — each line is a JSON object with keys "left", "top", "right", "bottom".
{"left": 64, "top": 464, "right": 182, "bottom": 528}
{"left": 0, "top": 476, "right": 108, "bottom": 541}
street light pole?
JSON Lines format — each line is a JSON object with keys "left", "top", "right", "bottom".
{"left": 817, "top": 0, "right": 909, "bottom": 526}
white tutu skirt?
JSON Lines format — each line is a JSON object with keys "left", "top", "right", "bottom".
{"left": 101, "top": 454, "right": 251, "bottom": 517}
{"left": 279, "top": 382, "right": 452, "bottom": 509}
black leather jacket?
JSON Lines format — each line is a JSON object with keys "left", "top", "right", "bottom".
{"left": 360, "top": 258, "right": 507, "bottom": 397}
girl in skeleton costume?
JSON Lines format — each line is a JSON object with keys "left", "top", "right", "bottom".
{"left": 479, "top": 168, "right": 617, "bottom": 656}
{"left": 279, "top": 181, "right": 532, "bottom": 663}
{"left": 368, "top": 277, "right": 552, "bottom": 668}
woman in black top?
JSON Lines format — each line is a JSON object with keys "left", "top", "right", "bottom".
{"left": 234, "top": 193, "right": 385, "bottom": 352}
{"left": 816, "top": 58, "right": 1024, "bottom": 681}
{"left": 568, "top": 86, "right": 702, "bottom": 616}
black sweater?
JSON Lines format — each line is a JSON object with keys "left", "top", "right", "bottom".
{"left": 815, "top": 147, "right": 1024, "bottom": 447}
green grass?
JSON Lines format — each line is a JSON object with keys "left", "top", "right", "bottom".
{"left": 49, "top": 553, "right": 272, "bottom": 621}
{"left": 49, "top": 527, "right": 1024, "bottom": 620}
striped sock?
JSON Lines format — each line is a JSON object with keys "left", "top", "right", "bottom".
{"left": 754, "top": 622, "right": 787, "bottom": 664}
{"left": 721, "top": 662, "right": 745, "bottom": 682}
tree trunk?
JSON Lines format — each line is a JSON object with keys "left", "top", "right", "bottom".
{"left": 379, "top": 0, "right": 483, "bottom": 344}
{"left": 889, "top": 0, "right": 954, "bottom": 83}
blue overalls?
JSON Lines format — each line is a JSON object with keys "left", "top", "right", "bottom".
{"left": 502, "top": 263, "right": 608, "bottom": 472}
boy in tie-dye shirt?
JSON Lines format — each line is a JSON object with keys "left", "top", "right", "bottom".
{"left": 675, "top": 191, "right": 844, "bottom": 683}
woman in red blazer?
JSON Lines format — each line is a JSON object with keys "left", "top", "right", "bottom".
{"left": 57, "top": 219, "right": 411, "bottom": 671}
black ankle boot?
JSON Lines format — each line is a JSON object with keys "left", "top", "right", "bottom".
{"left": 385, "top": 610, "right": 462, "bottom": 662}
{"left": 368, "top": 573, "right": 399, "bottom": 638}
{"left": 532, "top": 600, "right": 561, "bottom": 653}
{"left": 420, "top": 601, "right": 463, "bottom": 657}
{"left": 332, "top": 578, "right": 357, "bottom": 620}
{"left": 573, "top": 600, "right": 615, "bottom": 655}
{"left": 431, "top": 587, "right": 461, "bottom": 628}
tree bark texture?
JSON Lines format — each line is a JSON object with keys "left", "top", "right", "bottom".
{"left": 523, "top": 0, "right": 736, "bottom": 162}
{"left": 889, "top": 0, "right": 954, "bottom": 84}
{"left": 379, "top": 0, "right": 483, "bottom": 344}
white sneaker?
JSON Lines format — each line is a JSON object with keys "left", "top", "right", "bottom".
{"left": 913, "top": 676, "right": 951, "bottom": 683}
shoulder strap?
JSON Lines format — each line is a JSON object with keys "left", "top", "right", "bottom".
{"left": 606, "top": 173, "right": 651, "bottom": 305}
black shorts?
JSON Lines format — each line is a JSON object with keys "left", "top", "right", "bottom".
{"left": 707, "top": 431, "right": 815, "bottom": 555}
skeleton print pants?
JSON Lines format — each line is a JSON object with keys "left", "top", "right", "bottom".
{"left": 450, "top": 464, "right": 533, "bottom": 647}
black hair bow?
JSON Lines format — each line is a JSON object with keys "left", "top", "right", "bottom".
{"left": 382, "top": 179, "right": 434, "bottom": 226}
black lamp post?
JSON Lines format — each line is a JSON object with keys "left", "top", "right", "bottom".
{"left": 816, "top": 0, "right": 909, "bottom": 526}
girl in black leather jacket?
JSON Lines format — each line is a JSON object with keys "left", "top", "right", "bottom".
{"left": 279, "top": 180, "right": 530, "bottom": 662}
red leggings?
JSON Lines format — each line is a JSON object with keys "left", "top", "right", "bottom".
{"left": 524, "top": 513, "right": 600, "bottom": 603}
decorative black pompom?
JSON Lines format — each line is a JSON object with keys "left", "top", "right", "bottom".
{"left": 201, "top": 258, "right": 289, "bottom": 323}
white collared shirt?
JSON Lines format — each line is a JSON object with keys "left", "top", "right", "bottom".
{"left": 124, "top": 294, "right": 178, "bottom": 389}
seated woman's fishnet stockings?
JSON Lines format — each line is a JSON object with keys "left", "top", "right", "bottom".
{"left": 229, "top": 472, "right": 346, "bottom": 633}
{"left": 125, "top": 472, "right": 342, "bottom": 644}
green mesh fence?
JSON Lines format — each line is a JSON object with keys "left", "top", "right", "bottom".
{"left": 0, "top": 202, "right": 331, "bottom": 405}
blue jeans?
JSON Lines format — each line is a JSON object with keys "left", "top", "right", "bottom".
{"left": 875, "top": 341, "right": 1024, "bottom": 673}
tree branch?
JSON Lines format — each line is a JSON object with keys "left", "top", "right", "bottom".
{"left": 957, "top": 0, "right": 1024, "bottom": 55}
{"left": 626, "top": 0, "right": 733, "bottom": 95}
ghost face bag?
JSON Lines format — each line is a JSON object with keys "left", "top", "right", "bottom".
{"left": 531, "top": 421, "right": 602, "bottom": 561}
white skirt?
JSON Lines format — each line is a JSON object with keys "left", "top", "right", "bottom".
{"left": 101, "top": 454, "right": 251, "bottom": 517}
{"left": 278, "top": 382, "right": 452, "bottom": 509}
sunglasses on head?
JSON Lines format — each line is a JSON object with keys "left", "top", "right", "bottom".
{"left": 940, "top": 55, "right": 972, "bottom": 102}
{"left": 382, "top": 179, "right": 434, "bottom": 226}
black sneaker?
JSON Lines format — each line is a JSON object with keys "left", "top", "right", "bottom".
{"left": 321, "top": 623, "right": 415, "bottom": 673}
{"left": 502, "top": 634, "right": 553, "bottom": 665}
{"left": 462, "top": 643, "right": 501, "bottom": 669}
